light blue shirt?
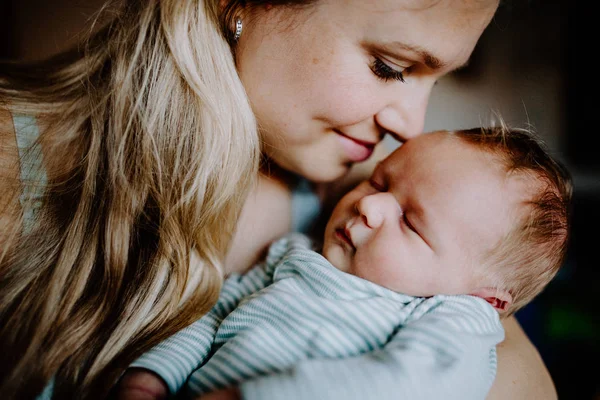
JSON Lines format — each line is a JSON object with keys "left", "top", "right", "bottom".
{"left": 12, "top": 113, "right": 47, "bottom": 233}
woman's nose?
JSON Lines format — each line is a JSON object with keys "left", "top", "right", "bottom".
{"left": 356, "top": 193, "right": 401, "bottom": 229}
{"left": 375, "top": 81, "right": 434, "bottom": 143}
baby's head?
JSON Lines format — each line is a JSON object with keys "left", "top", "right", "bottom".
{"left": 322, "top": 126, "right": 572, "bottom": 316}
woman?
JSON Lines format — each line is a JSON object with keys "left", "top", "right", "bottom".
{"left": 0, "top": 0, "right": 556, "bottom": 399}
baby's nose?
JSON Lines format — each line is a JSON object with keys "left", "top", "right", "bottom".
{"left": 356, "top": 193, "right": 399, "bottom": 229}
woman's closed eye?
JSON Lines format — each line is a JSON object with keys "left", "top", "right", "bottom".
{"left": 370, "top": 57, "right": 407, "bottom": 83}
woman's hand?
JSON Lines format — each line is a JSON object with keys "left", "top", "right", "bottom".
{"left": 199, "top": 387, "right": 241, "bottom": 400}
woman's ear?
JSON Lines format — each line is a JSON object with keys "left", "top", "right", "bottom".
{"left": 470, "top": 287, "right": 513, "bottom": 313}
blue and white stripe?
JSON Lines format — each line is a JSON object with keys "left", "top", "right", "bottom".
{"left": 131, "top": 233, "right": 504, "bottom": 400}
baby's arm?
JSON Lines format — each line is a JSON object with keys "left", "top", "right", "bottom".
{"left": 236, "top": 295, "right": 504, "bottom": 400}
{"left": 116, "top": 369, "right": 170, "bottom": 400}
{"left": 115, "top": 300, "right": 224, "bottom": 400}
{"left": 116, "top": 259, "right": 279, "bottom": 399}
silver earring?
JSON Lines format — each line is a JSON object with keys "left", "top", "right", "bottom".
{"left": 233, "top": 18, "right": 243, "bottom": 41}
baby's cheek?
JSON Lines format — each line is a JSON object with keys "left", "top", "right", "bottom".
{"left": 354, "top": 249, "right": 404, "bottom": 290}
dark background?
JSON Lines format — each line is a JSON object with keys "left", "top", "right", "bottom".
{"left": 1, "top": 0, "right": 598, "bottom": 398}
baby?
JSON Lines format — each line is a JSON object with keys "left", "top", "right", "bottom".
{"left": 117, "top": 126, "right": 572, "bottom": 400}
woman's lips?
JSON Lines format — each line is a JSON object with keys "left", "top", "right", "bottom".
{"left": 335, "top": 130, "right": 375, "bottom": 162}
{"left": 336, "top": 228, "right": 355, "bottom": 250}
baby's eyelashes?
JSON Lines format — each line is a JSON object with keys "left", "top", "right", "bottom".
{"left": 402, "top": 214, "right": 417, "bottom": 233}
{"left": 368, "top": 178, "right": 387, "bottom": 192}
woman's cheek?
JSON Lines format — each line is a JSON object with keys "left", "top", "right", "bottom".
{"left": 301, "top": 46, "right": 383, "bottom": 126}
{"left": 311, "top": 72, "right": 382, "bottom": 127}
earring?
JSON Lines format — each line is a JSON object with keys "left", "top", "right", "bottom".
{"left": 233, "top": 17, "right": 243, "bottom": 41}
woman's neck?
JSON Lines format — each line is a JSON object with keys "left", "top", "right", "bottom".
{"left": 259, "top": 157, "right": 302, "bottom": 189}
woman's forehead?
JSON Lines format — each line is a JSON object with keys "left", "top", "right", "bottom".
{"left": 329, "top": 0, "right": 498, "bottom": 13}
{"left": 316, "top": 0, "right": 498, "bottom": 68}
{"left": 340, "top": 0, "right": 499, "bottom": 36}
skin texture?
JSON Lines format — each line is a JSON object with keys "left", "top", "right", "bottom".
{"left": 322, "top": 132, "right": 516, "bottom": 302}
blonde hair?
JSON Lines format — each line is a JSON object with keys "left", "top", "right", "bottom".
{"left": 455, "top": 125, "right": 572, "bottom": 316}
{"left": 0, "top": 0, "right": 259, "bottom": 398}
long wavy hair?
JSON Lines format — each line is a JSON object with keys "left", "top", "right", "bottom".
{"left": 0, "top": 0, "right": 260, "bottom": 398}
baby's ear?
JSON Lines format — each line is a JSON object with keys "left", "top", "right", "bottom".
{"left": 470, "top": 287, "right": 512, "bottom": 313}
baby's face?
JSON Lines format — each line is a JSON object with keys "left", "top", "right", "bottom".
{"left": 323, "top": 131, "right": 522, "bottom": 296}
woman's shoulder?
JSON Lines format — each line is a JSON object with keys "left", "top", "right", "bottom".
{"left": 487, "top": 316, "right": 557, "bottom": 400}
{"left": 0, "top": 108, "right": 22, "bottom": 245}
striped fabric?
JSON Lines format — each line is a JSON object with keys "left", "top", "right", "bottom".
{"left": 131, "top": 233, "right": 504, "bottom": 400}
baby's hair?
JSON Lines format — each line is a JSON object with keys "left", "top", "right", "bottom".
{"left": 454, "top": 125, "right": 572, "bottom": 316}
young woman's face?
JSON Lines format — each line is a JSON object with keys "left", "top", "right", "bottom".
{"left": 236, "top": 0, "right": 498, "bottom": 182}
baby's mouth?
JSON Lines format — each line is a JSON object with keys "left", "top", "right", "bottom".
{"left": 336, "top": 227, "right": 355, "bottom": 251}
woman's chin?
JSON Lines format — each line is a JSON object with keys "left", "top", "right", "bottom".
{"left": 299, "top": 163, "right": 352, "bottom": 183}
{"left": 265, "top": 150, "right": 352, "bottom": 183}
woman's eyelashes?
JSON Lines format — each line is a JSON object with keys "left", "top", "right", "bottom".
{"left": 370, "top": 57, "right": 407, "bottom": 83}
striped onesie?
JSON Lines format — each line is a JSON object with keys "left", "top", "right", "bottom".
{"left": 131, "top": 233, "right": 504, "bottom": 400}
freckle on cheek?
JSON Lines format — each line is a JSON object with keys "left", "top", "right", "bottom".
{"left": 312, "top": 58, "right": 319, "bottom": 64}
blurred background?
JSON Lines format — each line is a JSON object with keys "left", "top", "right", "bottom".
{"left": 1, "top": 0, "right": 598, "bottom": 398}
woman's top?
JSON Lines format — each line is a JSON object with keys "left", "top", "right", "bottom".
{"left": 291, "top": 178, "right": 321, "bottom": 234}
{"left": 11, "top": 113, "right": 47, "bottom": 233}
